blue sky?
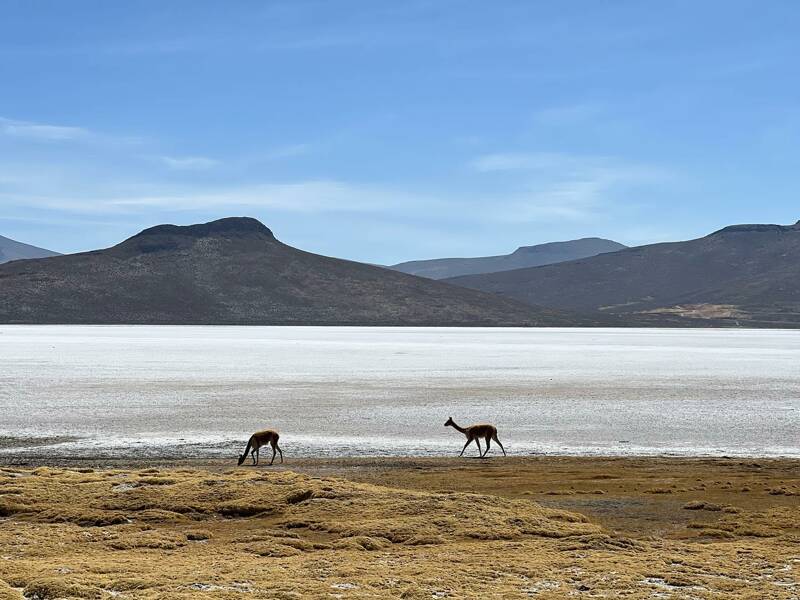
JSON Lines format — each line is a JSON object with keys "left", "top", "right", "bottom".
{"left": 1, "top": 1, "right": 799, "bottom": 263}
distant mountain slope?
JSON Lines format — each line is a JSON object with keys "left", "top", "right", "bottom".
{"left": 0, "top": 217, "right": 585, "bottom": 326}
{"left": 0, "top": 234, "right": 60, "bottom": 264}
{"left": 390, "top": 238, "right": 626, "bottom": 279}
{"left": 447, "top": 221, "right": 800, "bottom": 328}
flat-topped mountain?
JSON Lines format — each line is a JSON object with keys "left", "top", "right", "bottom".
{"left": 0, "top": 217, "right": 581, "bottom": 326}
{"left": 390, "top": 238, "right": 626, "bottom": 279}
{"left": 0, "top": 234, "right": 60, "bottom": 264}
{"left": 447, "top": 220, "right": 800, "bottom": 327}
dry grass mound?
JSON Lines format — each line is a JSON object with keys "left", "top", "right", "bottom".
{"left": 0, "top": 467, "right": 798, "bottom": 598}
{"left": 0, "top": 580, "right": 23, "bottom": 600}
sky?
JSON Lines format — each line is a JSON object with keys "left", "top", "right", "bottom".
{"left": 1, "top": 1, "right": 799, "bottom": 264}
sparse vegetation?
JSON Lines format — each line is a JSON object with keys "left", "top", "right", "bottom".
{"left": 0, "top": 461, "right": 798, "bottom": 598}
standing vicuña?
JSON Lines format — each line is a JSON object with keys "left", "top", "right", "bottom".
{"left": 445, "top": 417, "right": 506, "bottom": 458}
{"left": 237, "top": 429, "right": 284, "bottom": 466}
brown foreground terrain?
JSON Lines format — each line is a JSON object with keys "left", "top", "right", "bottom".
{"left": 0, "top": 457, "right": 798, "bottom": 599}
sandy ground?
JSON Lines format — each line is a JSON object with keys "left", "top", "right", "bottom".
{"left": 1, "top": 456, "right": 798, "bottom": 598}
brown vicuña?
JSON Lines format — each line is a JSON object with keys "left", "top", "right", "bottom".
{"left": 238, "top": 429, "right": 284, "bottom": 466}
{"left": 445, "top": 417, "right": 506, "bottom": 458}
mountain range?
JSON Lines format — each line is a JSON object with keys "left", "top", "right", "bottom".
{"left": 390, "top": 237, "right": 626, "bottom": 279}
{"left": 1, "top": 217, "right": 797, "bottom": 327}
{"left": 0, "top": 234, "right": 60, "bottom": 264}
{"left": 0, "top": 217, "right": 578, "bottom": 326}
{"left": 448, "top": 221, "right": 800, "bottom": 327}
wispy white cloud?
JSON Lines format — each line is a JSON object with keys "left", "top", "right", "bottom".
{"left": 262, "top": 143, "right": 312, "bottom": 160}
{"left": 101, "top": 181, "right": 404, "bottom": 213}
{"left": 0, "top": 146, "right": 669, "bottom": 231}
{"left": 494, "top": 180, "right": 609, "bottom": 223}
{"left": 0, "top": 117, "right": 89, "bottom": 141}
{"left": 0, "top": 179, "right": 434, "bottom": 217}
{"left": 532, "top": 103, "right": 603, "bottom": 126}
{"left": 158, "top": 155, "right": 220, "bottom": 170}
{"left": 0, "top": 116, "right": 147, "bottom": 148}
{"left": 471, "top": 152, "right": 576, "bottom": 172}
{"left": 0, "top": 113, "right": 674, "bottom": 258}
{"left": 470, "top": 151, "right": 666, "bottom": 177}
{"left": 470, "top": 151, "right": 670, "bottom": 223}
{"left": 152, "top": 144, "right": 310, "bottom": 172}
{"left": 471, "top": 151, "right": 668, "bottom": 180}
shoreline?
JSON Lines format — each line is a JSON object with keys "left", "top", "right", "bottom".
{"left": 3, "top": 435, "right": 800, "bottom": 463}
{"left": 3, "top": 450, "right": 800, "bottom": 468}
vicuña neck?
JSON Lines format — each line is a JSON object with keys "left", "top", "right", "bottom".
{"left": 450, "top": 421, "right": 467, "bottom": 434}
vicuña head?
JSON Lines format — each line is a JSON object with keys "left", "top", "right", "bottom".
{"left": 444, "top": 416, "right": 506, "bottom": 458}
{"left": 237, "top": 429, "right": 284, "bottom": 466}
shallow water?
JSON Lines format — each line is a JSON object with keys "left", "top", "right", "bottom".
{"left": 0, "top": 325, "right": 798, "bottom": 459}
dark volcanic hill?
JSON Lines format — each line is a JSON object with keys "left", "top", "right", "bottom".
{"left": 0, "top": 217, "right": 582, "bottom": 326}
{"left": 0, "top": 234, "right": 60, "bottom": 264}
{"left": 447, "top": 221, "right": 800, "bottom": 328}
{"left": 390, "top": 237, "right": 626, "bottom": 279}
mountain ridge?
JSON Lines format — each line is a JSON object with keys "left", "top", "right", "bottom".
{"left": 390, "top": 237, "right": 626, "bottom": 279}
{"left": 0, "top": 234, "right": 61, "bottom": 264}
{"left": 130, "top": 216, "right": 274, "bottom": 240}
{"left": 446, "top": 220, "right": 800, "bottom": 328}
{"left": 709, "top": 220, "right": 800, "bottom": 235}
{"left": 0, "top": 217, "right": 586, "bottom": 326}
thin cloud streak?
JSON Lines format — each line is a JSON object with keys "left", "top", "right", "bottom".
{"left": 471, "top": 152, "right": 578, "bottom": 172}
{"left": 0, "top": 117, "right": 90, "bottom": 141}
{"left": 158, "top": 155, "right": 220, "bottom": 170}
{"left": 532, "top": 103, "right": 603, "bottom": 126}
{"left": 0, "top": 180, "right": 438, "bottom": 217}
{"left": 0, "top": 116, "right": 147, "bottom": 148}
{"left": 469, "top": 151, "right": 671, "bottom": 224}
{"left": 262, "top": 143, "right": 312, "bottom": 160}
{"left": 470, "top": 151, "right": 668, "bottom": 179}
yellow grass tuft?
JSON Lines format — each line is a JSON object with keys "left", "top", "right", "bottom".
{"left": 0, "top": 580, "right": 23, "bottom": 600}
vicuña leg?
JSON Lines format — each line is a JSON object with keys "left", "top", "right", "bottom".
{"left": 475, "top": 438, "right": 482, "bottom": 456}
{"left": 276, "top": 444, "right": 284, "bottom": 463}
{"left": 483, "top": 435, "right": 491, "bottom": 457}
{"left": 460, "top": 439, "right": 471, "bottom": 457}
{"left": 493, "top": 433, "right": 506, "bottom": 456}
